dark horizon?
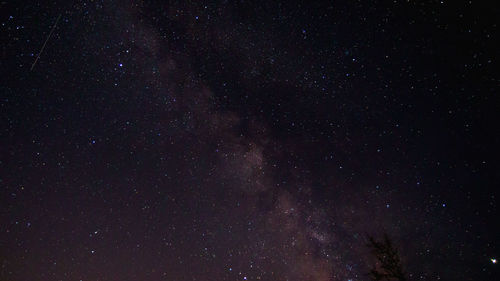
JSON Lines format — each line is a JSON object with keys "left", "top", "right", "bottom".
{"left": 1, "top": 1, "right": 498, "bottom": 280}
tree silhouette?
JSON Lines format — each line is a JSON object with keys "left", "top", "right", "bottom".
{"left": 367, "top": 234, "right": 407, "bottom": 281}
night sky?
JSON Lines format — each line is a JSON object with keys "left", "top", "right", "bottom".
{"left": 1, "top": 1, "right": 498, "bottom": 280}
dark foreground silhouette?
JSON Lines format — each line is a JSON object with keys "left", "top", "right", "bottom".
{"left": 367, "top": 234, "right": 407, "bottom": 281}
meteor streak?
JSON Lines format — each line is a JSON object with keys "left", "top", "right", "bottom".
{"left": 30, "top": 13, "right": 61, "bottom": 71}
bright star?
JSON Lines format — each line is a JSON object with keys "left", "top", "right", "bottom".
{"left": 491, "top": 258, "right": 497, "bottom": 264}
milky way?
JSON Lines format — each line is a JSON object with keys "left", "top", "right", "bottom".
{"left": 1, "top": 1, "right": 498, "bottom": 280}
